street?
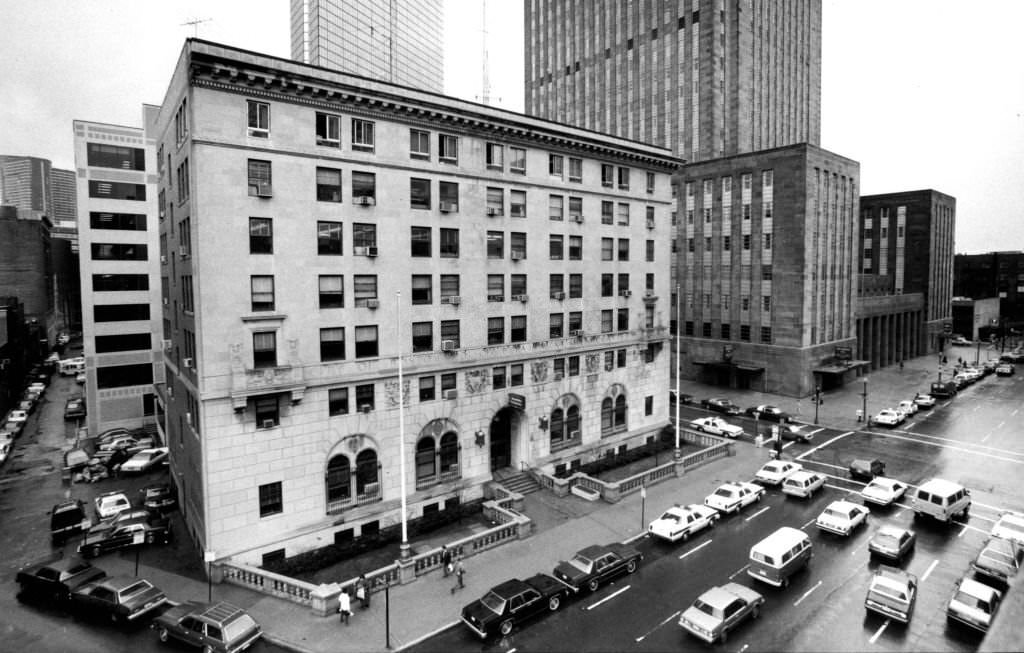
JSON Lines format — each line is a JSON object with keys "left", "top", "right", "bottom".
{"left": 408, "top": 367, "right": 1024, "bottom": 652}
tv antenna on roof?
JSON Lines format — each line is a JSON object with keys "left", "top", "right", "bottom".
{"left": 182, "top": 17, "right": 212, "bottom": 38}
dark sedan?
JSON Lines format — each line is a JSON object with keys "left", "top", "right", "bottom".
{"left": 552, "top": 542, "right": 642, "bottom": 593}
{"left": 744, "top": 404, "right": 791, "bottom": 423}
{"left": 70, "top": 575, "right": 168, "bottom": 624}
{"left": 140, "top": 483, "right": 178, "bottom": 512}
{"left": 461, "top": 574, "right": 570, "bottom": 639}
{"left": 16, "top": 556, "right": 106, "bottom": 603}
{"left": 78, "top": 514, "right": 172, "bottom": 558}
{"left": 701, "top": 397, "right": 741, "bottom": 416}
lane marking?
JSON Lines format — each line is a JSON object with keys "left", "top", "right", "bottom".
{"left": 586, "top": 584, "right": 631, "bottom": 611}
{"left": 869, "top": 619, "right": 890, "bottom": 644}
{"left": 729, "top": 564, "right": 750, "bottom": 580}
{"left": 793, "top": 580, "right": 823, "bottom": 606}
{"left": 623, "top": 531, "right": 648, "bottom": 544}
{"left": 959, "top": 523, "right": 969, "bottom": 537}
{"left": 1013, "top": 409, "right": 1020, "bottom": 417}
{"left": 738, "top": 645, "right": 749, "bottom": 653}
{"left": 873, "top": 428, "right": 1024, "bottom": 457}
{"left": 981, "top": 433, "right": 991, "bottom": 443}
{"left": 782, "top": 441, "right": 796, "bottom": 450}
{"left": 796, "top": 431, "right": 856, "bottom": 461}
{"left": 921, "top": 559, "right": 939, "bottom": 582}
{"left": 679, "top": 540, "right": 713, "bottom": 560}
{"left": 395, "top": 620, "right": 461, "bottom": 651}
{"left": 745, "top": 506, "right": 770, "bottom": 522}
{"left": 801, "top": 518, "right": 816, "bottom": 530}
{"left": 807, "top": 427, "right": 826, "bottom": 436}
{"left": 997, "top": 421, "right": 1006, "bottom": 429}
{"left": 847, "top": 429, "right": 1024, "bottom": 465}
{"left": 635, "top": 609, "right": 681, "bottom": 642}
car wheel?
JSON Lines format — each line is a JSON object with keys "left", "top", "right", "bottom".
{"left": 782, "top": 576, "right": 790, "bottom": 588}
{"left": 626, "top": 559, "right": 638, "bottom": 574}
{"left": 500, "top": 619, "right": 514, "bottom": 636}
{"left": 548, "top": 594, "right": 562, "bottom": 611}
{"left": 587, "top": 578, "right": 600, "bottom": 592}
{"left": 751, "top": 604, "right": 761, "bottom": 619}
{"left": 158, "top": 628, "right": 170, "bottom": 642}
{"left": 720, "top": 628, "right": 728, "bottom": 644}
{"left": 681, "top": 530, "right": 690, "bottom": 541}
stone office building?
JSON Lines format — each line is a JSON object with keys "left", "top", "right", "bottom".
{"left": 154, "top": 39, "right": 680, "bottom": 564}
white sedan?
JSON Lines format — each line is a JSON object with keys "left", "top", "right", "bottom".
{"left": 754, "top": 461, "right": 803, "bottom": 486}
{"left": 896, "top": 400, "right": 919, "bottom": 417}
{"left": 913, "top": 393, "right": 936, "bottom": 408}
{"left": 6, "top": 410, "right": 29, "bottom": 425}
{"left": 118, "top": 447, "right": 169, "bottom": 474}
{"left": 860, "top": 477, "right": 909, "bottom": 506}
{"left": 704, "top": 481, "right": 765, "bottom": 515}
{"left": 649, "top": 504, "right": 719, "bottom": 542}
{"left": 872, "top": 409, "right": 904, "bottom": 427}
{"left": 689, "top": 417, "right": 744, "bottom": 438}
{"left": 816, "top": 500, "right": 870, "bottom": 536}
{"left": 990, "top": 511, "right": 1024, "bottom": 547}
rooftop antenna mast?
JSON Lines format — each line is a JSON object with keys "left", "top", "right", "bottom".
{"left": 480, "top": 0, "right": 491, "bottom": 105}
{"left": 182, "top": 17, "right": 212, "bottom": 38}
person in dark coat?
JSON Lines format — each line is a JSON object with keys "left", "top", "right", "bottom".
{"left": 355, "top": 575, "right": 370, "bottom": 608}
{"left": 441, "top": 545, "right": 453, "bottom": 577}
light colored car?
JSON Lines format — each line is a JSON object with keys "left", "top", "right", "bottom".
{"left": 97, "top": 435, "right": 154, "bottom": 454}
{"left": 779, "top": 423, "right": 814, "bottom": 442}
{"left": 896, "top": 400, "right": 919, "bottom": 417}
{"left": 995, "top": 363, "right": 1015, "bottom": 376}
{"left": 951, "top": 336, "right": 972, "bottom": 346}
{"left": 118, "top": 447, "right": 169, "bottom": 474}
{"left": 76, "top": 372, "right": 86, "bottom": 384}
{"left": 912, "top": 393, "right": 936, "bottom": 408}
{"left": 868, "top": 525, "right": 916, "bottom": 563}
{"left": 946, "top": 576, "right": 1001, "bottom": 632}
{"left": 27, "top": 382, "right": 47, "bottom": 395}
{"left": 781, "top": 471, "right": 825, "bottom": 499}
{"left": 94, "top": 491, "right": 132, "bottom": 519}
{"left": 648, "top": 504, "right": 719, "bottom": 542}
{"left": 865, "top": 565, "right": 917, "bottom": 623}
{"left": 754, "top": 460, "right": 802, "bottom": 486}
{"left": 704, "top": 481, "right": 765, "bottom": 515}
{"left": 872, "top": 409, "right": 903, "bottom": 427}
{"left": 816, "top": 500, "right": 869, "bottom": 535}
{"left": 689, "top": 416, "right": 744, "bottom": 438}
{"left": 860, "top": 477, "right": 909, "bottom": 506}
{"left": 679, "top": 583, "right": 764, "bottom": 644}
{"left": 990, "top": 511, "right": 1024, "bottom": 546}
{"left": 972, "top": 537, "right": 1023, "bottom": 584}
{"left": 6, "top": 410, "right": 29, "bottom": 425}
{"left": 0, "top": 440, "right": 11, "bottom": 465}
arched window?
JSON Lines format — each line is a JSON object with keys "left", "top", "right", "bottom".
{"left": 439, "top": 432, "right": 459, "bottom": 475}
{"left": 326, "top": 455, "right": 351, "bottom": 503}
{"left": 416, "top": 436, "right": 436, "bottom": 484}
{"left": 355, "top": 449, "right": 378, "bottom": 495}
{"left": 614, "top": 395, "right": 627, "bottom": 430}
{"left": 566, "top": 405, "right": 580, "bottom": 442}
{"left": 601, "top": 397, "right": 614, "bottom": 436}
{"left": 550, "top": 408, "right": 565, "bottom": 445}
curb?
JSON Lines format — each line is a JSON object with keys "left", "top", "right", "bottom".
{"left": 395, "top": 619, "right": 461, "bottom": 651}
{"left": 262, "top": 633, "right": 319, "bottom": 653}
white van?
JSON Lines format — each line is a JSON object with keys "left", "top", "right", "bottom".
{"left": 911, "top": 478, "right": 970, "bottom": 523}
{"left": 748, "top": 526, "right": 813, "bottom": 587}
{"left": 782, "top": 471, "right": 825, "bottom": 499}
{"left": 59, "top": 358, "right": 85, "bottom": 376}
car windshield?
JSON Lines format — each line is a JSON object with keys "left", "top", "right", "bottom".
{"left": 824, "top": 508, "right": 845, "bottom": 519}
{"left": 480, "top": 591, "right": 506, "bottom": 614}
{"left": 874, "top": 533, "right": 898, "bottom": 548}
{"left": 953, "top": 591, "right": 988, "bottom": 611}
{"left": 871, "top": 584, "right": 907, "bottom": 602}
{"left": 983, "top": 550, "right": 1014, "bottom": 566}
{"left": 120, "top": 580, "right": 151, "bottom": 597}
{"left": 714, "top": 488, "right": 734, "bottom": 498}
{"left": 222, "top": 615, "right": 258, "bottom": 642}
{"left": 763, "top": 464, "right": 781, "bottom": 474}
{"left": 568, "top": 554, "right": 593, "bottom": 573}
{"left": 67, "top": 562, "right": 92, "bottom": 574}
{"left": 866, "top": 481, "right": 888, "bottom": 493}
{"left": 658, "top": 511, "right": 681, "bottom": 523}
{"left": 693, "top": 599, "right": 720, "bottom": 618}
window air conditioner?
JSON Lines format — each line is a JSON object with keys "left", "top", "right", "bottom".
{"left": 644, "top": 290, "right": 655, "bottom": 298}
{"left": 261, "top": 419, "right": 276, "bottom": 428}
{"left": 441, "top": 295, "right": 461, "bottom": 305}
{"left": 441, "top": 340, "right": 457, "bottom": 352}
{"left": 366, "top": 246, "right": 378, "bottom": 257}
{"left": 179, "top": 246, "right": 189, "bottom": 257}
{"left": 511, "top": 252, "right": 523, "bottom": 261}
{"left": 360, "top": 404, "right": 372, "bottom": 413}
{"left": 513, "top": 294, "right": 528, "bottom": 302}
{"left": 439, "top": 202, "right": 457, "bottom": 213}
{"left": 620, "top": 290, "right": 632, "bottom": 298}
{"left": 571, "top": 214, "right": 584, "bottom": 223}
{"left": 353, "top": 246, "right": 368, "bottom": 256}
{"left": 365, "top": 299, "right": 380, "bottom": 309}
{"left": 553, "top": 372, "right": 564, "bottom": 381}
{"left": 183, "top": 357, "right": 193, "bottom": 368}
{"left": 646, "top": 218, "right": 655, "bottom": 230}
{"left": 570, "top": 330, "right": 584, "bottom": 337}
{"left": 162, "top": 339, "right": 172, "bottom": 351}
{"left": 256, "top": 183, "right": 273, "bottom": 198}
{"left": 553, "top": 291, "right": 566, "bottom": 300}
{"left": 570, "top": 430, "right": 580, "bottom": 439}
{"left": 160, "top": 255, "right": 167, "bottom": 264}
{"left": 356, "top": 196, "right": 375, "bottom": 206}
{"left": 162, "top": 297, "right": 169, "bottom": 305}
{"left": 442, "top": 389, "right": 458, "bottom": 400}
{"left": 486, "top": 207, "right": 501, "bottom": 216}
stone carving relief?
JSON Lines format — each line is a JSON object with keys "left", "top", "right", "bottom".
{"left": 530, "top": 360, "right": 549, "bottom": 384}
{"left": 384, "top": 379, "right": 410, "bottom": 408}
{"left": 585, "top": 353, "right": 600, "bottom": 374}
{"left": 465, "top": 369, "right": 490, "bottom": 395}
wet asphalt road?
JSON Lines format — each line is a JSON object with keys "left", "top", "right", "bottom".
{"left": 408, "top": 369, "right": 1024, "bottom": 653}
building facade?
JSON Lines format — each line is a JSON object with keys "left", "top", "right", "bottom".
{"left": 955, "top": 251, "right": 1024, "bottom": 336}
{"left": 0, "top": 204, "right": 54, "bottom": 343}
{"left": 0, "top": 155, "right": 54, "bottom": 222}
{"left": 674, "top": 144, "right": 860, "bottom": 397}
{"left": 73, "top": 116, "right": 163, "bottom": 434}
{"left": 524, "top": 0, "right": 821, "bottom": 162}
{"left": 855, "top": 190, "right": 956, "bottom": 368}
{"left": 155, "top": 40, "right": 680, "bottom": 564}
{"left": 290, "top": 0, "right": 443, "bottom": 92}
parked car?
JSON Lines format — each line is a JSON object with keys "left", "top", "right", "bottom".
{"left": 552, "top": 543, "right": 642, "bottom": 592}
{"left": 868, "top": 525, "right": 916, "bottom": 563}
{"left": 679, "top": 583, "right": 764, "bottom": 644}
{"left": 50, "top": 499, "right": 93, "bottom": 545}
{"left": 704, "top": 481, "right": 765, "bottom": 515}
{"left": 912, "top": 393, "right": 936, "bottom": 408}
{"left": 946, "top": 576, "right": 1001, "bottom": 632}
{"left": 990, "top": 511, "right": 1024, "bottom": 546}
{"left": 781, "top": 471, "right": 825, "bottom": 499}
{"left": 972, "top": 537, "right": 1023, "bottom": 584}
{"left": 140, "top": 484, "right": 178, "bottom": 512}
{"left": 872, "top": 409, "right": 904, "bottom": 427}
{"left": 779, "top": 423, "right": 814, "bottom": 443}
{"left": 860, "top": 477, "right": 908, "bottom": 506}
{"left": 94, "top": 491, "right": 132, "bottom": 520}
{"left": 689, "top": 416, "right": 744, "bottom": 438}
{"left": 16, "top": 556, "right": 106, "bottom": 603}
{"left": 6, "top": 409, "right": 29, "bottom": 426}
{"left": 17, "top": 399, "right": 36, "bottom": 415}
{"left": 670, "top": 391, "right": 694, "bottom": 406}
{"left": 816, "top": 500, "right": 869, "bottom": 536}
{"left": 153, "top": 601, "right": 262, "bottom": 652}
{"left": 700, "top": 397, "right": 741, "bottom": 415}
{"left": 995, "top": 363, "right": 1015, "bottom": 376}
{"left": 744, "top": 405, "right": 790, "bottom": 423}
{"left": 94, "top": 428, "right": 133, "bottom": 447}
{"left": 849, "top": 458, "right": 885, "bottom": 481}
{"left": 77, "top": 513, "right": 172, "bottom": 558}
{"left": 76, "top": 372, "right": 87, "bottom": 384}
{"left": 754, "top": 460, "right": 802, "bottom": 486}
{"left": 951, "top": 336, "right": 972, "bottom": 346}
{"left": 97, "top": 435, "right": 153, "bottom": 453}
{"left": 64, "top": 397, "right": 87, "bottom": 420}
{"left": 27, "top": 382, "right": 47, "bottom": 396}
{"left": 0, "top": 440, "right": 10, "bottom": 465}
{"left": 118, "top": 447, "right": 168, "bottom": 474}
{"left": 70, "top": 576, "right": 168, "bottom": 624}
{"left": 89, "top": 508, "right": 154, "bottom": 534}
{"left": 896, "top": 400, "right": 919, "bottom": 418}
{"left": 865, "top": 565, "right": 918, "bottom": 623}
{"left": 648, "top": 504, "right": 719, "bottom": 542}
{"left": 460, "top": 574, "right": 570, "bottom": 639}
{"left": 3, "top": 420, "right": 24, "bottom": 440}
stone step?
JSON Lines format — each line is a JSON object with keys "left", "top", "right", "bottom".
{"left": 500, "top": 471, "right": 542, "bottom": 495}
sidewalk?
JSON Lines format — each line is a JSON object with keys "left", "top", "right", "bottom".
{"left": 103, "top": 351, "right": 953, "bottom": 653}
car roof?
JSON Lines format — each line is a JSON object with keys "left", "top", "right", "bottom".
{"left": 697, "top": 585, "right": 737, "bottom": 609}
{"left": 788, "top": 470, "right": 817, "bottom": 480}
{"left": 197, "top": 601, "right": 250, "bottom": 625}
{"left": 876, "top": 524, "right": 910, "bottom": 538}
{"left": 983, "top": 537, "right": 1018, "bottom": 556}
{"left": 996, "top": 512, "right": 1024, "bottom": 528}
{"left": 829, "top": 500, "right": 861, "bottom": 511}
{"left": 918, "top": 478, "right": 964, "bottom": 494}
{"left": 491, "top": 579, "right": 530, "bottom": 597}
{"left": 959, "top": 577, "right": 999, "bottom": 599}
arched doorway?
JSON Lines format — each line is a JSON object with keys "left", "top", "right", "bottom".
{"left": 489, "top": 407, "right": 518, "bottom": 471}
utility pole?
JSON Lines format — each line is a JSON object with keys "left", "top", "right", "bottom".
{"left": 181, "top": 17, "right": 211, "bottom": 38}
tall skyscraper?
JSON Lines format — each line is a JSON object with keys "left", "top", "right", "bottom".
{"left": 290, "top": 0, "right": 444, "bottom": 91}
{"left": 524, "top": 0, "right": 821, "bottom": 162}
{"left": 0, "top": 155, "right": 54, "bottom": 222}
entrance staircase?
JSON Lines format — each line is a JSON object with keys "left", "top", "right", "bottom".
{"left": 493, "top": 468, "right": 542, "bottom": 495}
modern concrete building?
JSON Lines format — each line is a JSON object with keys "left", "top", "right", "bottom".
{"left": 73, "top": 115, "right": 163, "bottom": 435}
{"left": 0, "top": 204, "right": 55, "bottom": 344}
{"left": 0, "top": 155, "right": 54, "bottom": 222}
{"left": 524, "top": 0, "right": 822, "bottom": 162}
{"left": 50, "top": 168, "right": 79, "bottom": 248}
{"left": 951, "top": 297, "right": 1000, "bottom": 344}
{"left": 955, "top": 250, "right": 1024, "bottom": 336}
{"left": 290, "top": 0, "right": 443, "bottom": 91}
{"left": 153, "top": 39, "right": 680, "bottom": 565}
{"left": 673, "top": 143, "right": 861, "bottom": 396}
{"left": 855, "top": 190, "right": 956, "bottom": 368}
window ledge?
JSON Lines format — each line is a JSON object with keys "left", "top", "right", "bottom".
{"left": 241, "top": 313, "right": 287, "bottom": 324}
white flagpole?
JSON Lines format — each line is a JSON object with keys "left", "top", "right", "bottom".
{"left": 397, "top": 290, "right": 409, "bottom": 558}
{"left": 674, "top": 283, "right": 681, "bottom": 459}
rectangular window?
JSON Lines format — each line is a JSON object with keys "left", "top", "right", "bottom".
{"left": 569, "top": 197, "right": 583, "bottom": 221}
{"left": 353, "top": 223, "right": 376, "bottom": 249}
{"left": 601, "top": 237, "right": 614, "bottom": 261}
{"left": 419, "top": 376, "right": 435, "bottom": 401}
{"left": 90, "top": 212, "right": 146, "bottom": 231}
{"left": 93, "top": 304, "right": 149, "bottom": 322}
{"left": 486, "top": 187, "right": 504, "bottom": 215}
{"left": 258, "top": 482, "right": 282, "bottom": 518}
{"left": 92, "top": 274, "right": 149, "bottom": 292}
{"left": 249, "top": 217, "right": 272, "bottom": 254}
{"left": 618, "top": 167, "right": 630, "bottom": 190}
{"left": 247, "top": 160, "right": 271, "bottom": 197}
{"left": 91, "top": 243, "right": 147, "bottom": 261}
{"left": 618, "top": 273, "right": 629, "bottom": 295}
{"left": 352, "top": 118, "right": 375, "bottom": 151}
{"left": 247, "top": 100, "right": 270, "bottom": 137}
{"left": 86, "top": 143, "right": 145, "bottom": 170}
{"left": 601, "top": 274, "right": 613, "bottom": 297}
{"left": 549, "top": 235, "right": 564, "bottom": 260}
{"left": 253, "top": 331, "right": 276, "bottom": 368}
{"left": 568, "top": 157, "right": 582, "bottom": 182}
{"left": 568, "top": 235, "right": 582, "bottom": 260}
{"left": 440, "top": 228, "right": 460, "bottom": 258}
{"left": 601, "top": 310, "right": 613, "bottom": 333}
{"left": 487, "top": 275, "right": 504, "bottom": 301}
{"left": 601, "top": 164, "right": 614, "bottom": 187}
{"left": 439, "top": 181, "right": 458, "bottom": 211}
{"left": 410, "top": 128, "right": 430, "bottom": 158}
{"left": 510, "top": 364, "right": 524, "bottom": 386}
{"left": 329, "top": 388, "right": 349, "bottom": 415}
{"left": 723, "top": 235, "right": 731, "bottom": 251}
{"left": 548, "top": 195, "right": 564, "bottom": 221}
{"left": 316, "top": 167, "right": 342, "bottom": 202}
{"left": 320, "top": 327, "right": 346, "bottom": 361}
{"left": 617, "top": 349, "right": 627, "bottom": 368}
{"left": 410, "top": 226, "right": 431, "bottom": 257}
{"left": 254, "top": 396, "right": 279, "bottom": 428}
{"left": 549, "top": 154, "right": 564, "bottom": 179}
{"left": 353, "top": 275, "right": 378, "bottom": 307}
{"left": 568, "top": 355, "right": 580, "bottom": 376}
{"left": 617, "top": 308, "right": 628, "bottom": 331}
{"left": 319, "top": 275, "right": 344, "bottom": 309}
{"left": 492, "top": 366, "right": 507, "bottom": 390}
{"left": 617, "top": 203, "right": 630, "bottom": 225}
{"left": 510, "top": 315, "right": 527, "bottom": 343}
{"left": 553, "top": 358, "right": 565, "bottom": 378}
{"left": 760, "top": 327, "right": 772, "bottom": 343}
{"left": 645, "top": 240, "right": 655, "bottom": 262}
{"left": 646, "top": 172, "right": 656, "bottom": 194}
{"left": 316, "top": 112, "right": 341, "bottom": 147}
{"left": 510, "top": 147, "right": 526, "bottom": 174}
{"left": 486, "top": 142, "right": 504, "bottom": 168}
{"left": 412, "top": 275, "right": 432, "bottom": 304}
{"left": 314, "top": 222, "right": 342, "bottom": 256}
{"left": 440, "top": 274, "right": 460, "bottom": 299}
{"left": 355, "top": 384, "right": 375, "bottom": 411}
{"left": 89, "top": 180, "right": 146, "bottom": 201}
{"left": 95, "top": 333, "right": 151, "bottom": 353}
{"left": 441, "top": 373, "right": 456, "bottom": 393}
{"left": 549, "top": 274, "right": 564, "bottom": 298}
{"left": 764, "top": 233, "right": 772, "bottom": 250}
{"left": 487, "top": 317, "right": 505, "bottom": 345}
{"left": 510, "top": 190, "right": 526, "bottom": 218}
{"left": 740, "top": 325, "right": 751, "bottom": 341}
{"left": 601, "top": 201, "right": 614, "bottom": 225}
{"left": 763, "top": 296, "right": 771, "bottom": 312}
{"left": 440, "top": 320, "right": 460, "bottom": 348}
{"left": 549, "top": 313, "right": 564, "bottom": 339}
{"left": 618, "top": 239, "right": 629, "bottom": 261}
{"left": 510, "top": 274, "right": 527, "bottom": 297}
{"left": 743, "top": 234, "right": 751, "bottom": 250}
{"left": 721, "top": 323, "right": 731, "bottom": 340}
{"left": 569, "top": 274, "right": 582, "bottom": 298}
{"left": 354, "top": 325, "right": 379, "bottom": 358}
{"left": 438, "top": 134, "right": 458, "bottom": 163}
{"left": 510, "top": 232, "right": 526, "bottom": 259}
{"left": 410, "top": 178, "right": 431, "bottom": 209}
{"left": 351, "top": 171, "right": 376, "bottom": 203}
{"left": 412, "top": 321, "right": 433, "bottom": 352}
{"left": 96, "top": 363, "right": 154, "bottom": 389}
{"left": 251, "top": 276, "right": 274, "bottom": 311}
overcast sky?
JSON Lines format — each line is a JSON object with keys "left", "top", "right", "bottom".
{"left": 1, "top": 0, "right": 1021, "bottom": 255}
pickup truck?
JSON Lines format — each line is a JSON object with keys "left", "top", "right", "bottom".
{"left": 16, "top": 556, "right": 106, "bottom": 603}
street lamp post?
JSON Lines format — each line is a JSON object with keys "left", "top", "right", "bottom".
{"left": 814, "top": 386, "right": 821, "bottom": 424}
{"left": 861, "top": 378, "right": 869, "bottom": 425}
{"left": 673, "top": 283, "right": 682, "bottom": 460}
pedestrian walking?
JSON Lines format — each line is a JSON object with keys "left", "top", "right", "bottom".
{"left": 338, "top": 589, "right": 351, "bottom": 625}
{"left": 355, "top": 574, "right": 370, "bottom": 609}
{"left": 441, "top": 545, "right": 453, "bottom": 577}
{"left": 450, "top": 558, "right": 466, "bottom": 594}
